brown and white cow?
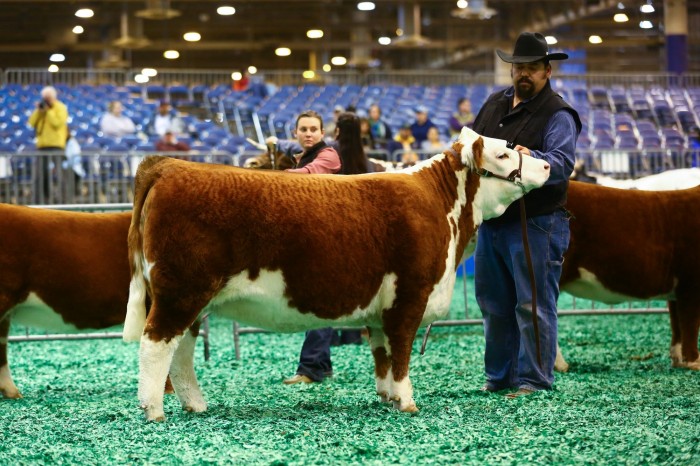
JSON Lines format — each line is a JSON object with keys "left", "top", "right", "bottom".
{"left": 122, "top": 126, "right": 551, "bottom": 421}
{"left": 557, "top": 181, "right": 700, "bottom": 371}
{"left": 0, "top": 206, "right": 132, "bottom": 398}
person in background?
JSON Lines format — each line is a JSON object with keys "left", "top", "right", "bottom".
{"left": 367, "top": 104, "right": 393, "bottom": 150}
{"left": 324, "top": 105, "right": 345, "bottom": 141}
{"left": 409, "top": 105, "right": 436, "bottom": 147}
{"left": 472, "top": 32, "right": 581, "bottom": 399}
{"left": 283, "top": 110, "right": 369, "bottom": 385}
{"left": 421, "top": 126, "right": 449, "bottom": 153}
{"left": 359, "top": 117, "right": 376, "bottom": 153}
{"left": 391, "top": 122, "right": 419, "bottom": 166}
{"left": 233, "top": 71, "right": 250, "bottom": 92}
{"left": 100, "top": 101, "right": 136, "bottom": 138}
{"left": 149, "top": 101, "right": 184, "bottom": 137}
{"left": 448, "top": 97, "right": 476, "bottom": 136}
{"left": 28, "top": 85, "right": 68, "bottom": 203}
{"left": 155, "top": 130, "right": 191, "bottom": 152}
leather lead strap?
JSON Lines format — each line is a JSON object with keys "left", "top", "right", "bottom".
{"left": 519, "top": 198, "right": 543, "bottom": 370}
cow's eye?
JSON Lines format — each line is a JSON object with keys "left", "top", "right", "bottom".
{"left": 497, "top": 153, "right": 509, "bottom": 160}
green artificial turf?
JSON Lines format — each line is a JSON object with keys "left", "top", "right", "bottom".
{"left": 2, "top": 277, "right": 698, "bottom": 465}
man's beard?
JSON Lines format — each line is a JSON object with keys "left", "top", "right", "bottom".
{"left": 515, "top": 78, "right": 536, "bottom": 100}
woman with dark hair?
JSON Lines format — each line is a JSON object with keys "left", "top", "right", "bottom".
{"left": 283, "top": 112, "right": 368, "bottom": 386}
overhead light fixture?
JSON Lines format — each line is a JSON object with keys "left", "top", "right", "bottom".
{"left": 163, "top": 50, "right": 180, "bottom": 59}
{"left": 75, "top": 8, "right": 94, "bottom": 18}
{"left": 322, "top": 64, "right": 331, "bottom": 72}
{"left": 302, "top": 70, "right": 316, "bottom": 79}
{"left": 275, "top": 47, "right": 291, "bottom": 57}
{"left": 617, "top": 2, "right": 625, "bottom": 9}
{"left": 378, "top": 36, "right": 391, "bottom": 45}
{"left": 248, "top": 66, "right": 257, "bottom": 74}
{"left": 142, "top": 68, "right": 157, "bottom": 77}
{"left": 48, "top": 64, "right": 59, "bottom": 73}
{"left": 545, "top": 36, "right": 558, "bottom": 45}
{"left": 183, "top": 32, "right": 201, "bottom": 42}
{"left": 72, "top": 25, "right": 84, "bottom": 34}
{"left": 307, "top": 29, "right": 324, "bottom": 39}
{"left": 357, "top": 2, "right": 375, "bottom": 11}
{"left": 639, "top": 20, "right": 653, "bottom": 29}
{"left": 640, "top": 3, "right": 655, "bottom": 13}
{"left": 49, "top": 53, "right": 65, "bottom": 62}
{"left": 331, "top": 56, "right": 347, "bottom": 66}
{"left": 456, "top": 0, "right": 468, "bottom": 8}
{"left": 614, "top": 13, "right": 629, "bottom": 22}
{"left": 396, "top": 28, "right": 404, "bottom": 36}
{"left": 231, "top": 71, "right": 242, "bottom": 81}
{"left": 589, "top": 35, "right": 603, "bottom": 44}
{"left": 134, "top": 74, "right": 149, "bottom": 84}
{"left": 217, "top": 6, "right": 236, "bottom": 16}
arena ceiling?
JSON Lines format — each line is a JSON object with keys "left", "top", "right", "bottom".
{"left": 0, "top": 0, "right": 698, "bottom": 75}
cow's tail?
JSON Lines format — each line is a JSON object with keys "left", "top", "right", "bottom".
{"left": 123, "top": 156, "right": 169, "bottom": 342}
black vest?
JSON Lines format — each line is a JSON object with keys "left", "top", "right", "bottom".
{"left": 295, "top": 140, "right": 343, "bottom": 173}
{"left": 472, "top": 80, "right": 581, "bottom": 223}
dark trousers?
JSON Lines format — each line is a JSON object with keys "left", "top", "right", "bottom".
{"left": 34, "top": 148, "right": 62, "bottom": 204}
{"left": 296, "top": 328, "right": 363, "bottom": 381}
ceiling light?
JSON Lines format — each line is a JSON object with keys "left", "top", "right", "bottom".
{"left": 378, "top": 36, "right": 391, "bottom": 45}
{"left": 217, "top": 6, "right": 236, "bottom": 16}
{"left": 545, "top": 36, "right": 558, "bottom": 45}
{"left": 322, "top": 64, "right": 331, "bottom": 72}
{"left": 134, "top": 74, "right": 149, "bottom": 84}
{"left": 75, "top": 8, "right": 94, "bottom": 18}
{"left": 275, "top": 47, "right": 291, "bottom": 57}
{"left": 302, "top": 70, "right": 316, "bottom": 79}
{"left": 331, "top": 56, "right": 347, "bottom": 66}
{"left": 396, "top": 28, "right": 404, "bottom": 36}
{"left": 639, "top": 20, "right": 653, "bottom": 29}
{"left": 640, "top": 4, "right": 655, "bottom": 13}
{"left": 357, "top": 2, "right": 375, "bottom": 11}
{"left": 614, "top": 13, "right": 629, "bottom": 22}
{"left": 231, "top": 71, "right": 242, "bottom": 81}
{"left": 163, "top": 50, "right": 180, "bottom": 59}
{"left": 142, "top": 68, "right": 157, "bottom": 77}
{"left": 48, "top": 64, "right": 59, "bottom": 73}
{"left": 307, "top": 29, "right": 324, "bottom": 39}
{"left": 183, "top": 32, "right": 201, "bottom": 42}
{"left": 456, "top": 0, "right": 468, "bottom": 8}
{"left": 589, "top": 35, "right": 603, "bottom": 44}
{"left": 72, "top": 25, "right": 84, "bottom": 34}
{"left": 617, "top": 2, "right": 625, "bottom": 8}
{"left": 49, "top": 53, "right": 65, "bottom": 62}
{"left": 248, "top": 66, "right": 257, "bottom": 74}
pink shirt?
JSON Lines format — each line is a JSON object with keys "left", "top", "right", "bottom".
{"left": 285, "top": 147, "right": 341, "bottom": 174}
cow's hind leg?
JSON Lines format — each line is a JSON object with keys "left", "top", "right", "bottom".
{"left": 668, "top": 300, "right": 683, "bottom": 367}
{"left": 383, "top": 313, "right": 421, "bottom": 413}
{"left": 139, "top": 330, "right": 182, "bottom": 421}
{"left": 0, "top": 317, "right": 21, "bottom": 399}
{"left": 368, "top": 327, "right": 391, "bottom": 403}
{"left": 675, "top": 296, "right": 700, "bottom": 370}
{"left": 169, "top": 321, "right": 207, "bottom": 413}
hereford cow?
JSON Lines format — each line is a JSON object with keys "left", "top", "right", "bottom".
{"left": 557, "top": 181, "right": 700, "bottom": 371}
{"left": 0, "top": 206, "right": 132, "bottom": 398}
{"left": 122, "top": 126, "right": 551, "bottom": 421}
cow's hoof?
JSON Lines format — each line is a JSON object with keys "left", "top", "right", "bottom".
{"left": 687, "top": 360, "right": 700, "bottom": 371}
{"left": 554, "top": 361, "right": 569, "bottom": 373}
{"left": 183, "top": 400, "right": 207, "bottom": 413}
{"left": 1, "top": 387, "right": 23, "bottom": 399}
{"left": 141, "top": 405, "right": 166, "bottom": 422}
{"left": 671, "top": 358, "right": 684, "bottom": 368}
{"left": 393, "top": 400, "right": 419, "bottom": 413}
{"left": 377, "top": 391, "right": 390, "bottom": 403}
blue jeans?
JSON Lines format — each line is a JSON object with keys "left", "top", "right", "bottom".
{"left": 296, "top": 328, "right": 335, "bottom": 381}
{"left": 475, "top": 210, "right": 570, "bottom": 391}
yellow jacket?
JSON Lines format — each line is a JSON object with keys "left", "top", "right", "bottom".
{"left": 28, "top": 100, "right": 68, "bottom": 149}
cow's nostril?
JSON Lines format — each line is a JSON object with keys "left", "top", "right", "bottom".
{"left": 544, "top": 163, "right": 550, "bottom": 170}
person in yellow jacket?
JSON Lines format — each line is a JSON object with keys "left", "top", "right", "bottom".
{"left": 28, "top": 86, "right": 69, "bottom": 203}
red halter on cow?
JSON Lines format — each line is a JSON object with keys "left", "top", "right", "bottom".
{"left": 122, "top": 127, "right": 550, "bottom": 421}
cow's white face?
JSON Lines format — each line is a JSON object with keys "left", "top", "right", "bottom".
{"left": 458, "top": 126, "right": 550, "bottom": 221}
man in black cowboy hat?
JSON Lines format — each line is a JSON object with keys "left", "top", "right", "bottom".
{"left": 472, "top": 32, "right": 582, "bottom": 398}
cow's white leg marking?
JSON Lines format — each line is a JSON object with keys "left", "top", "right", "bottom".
{"left": 138, "top": 335, "right": 181, "bottom": 421}
{"left": 670, "top": 343, "right": 683, "bottom": 367}
{"left": 554, "top": 344, "right": 570, "bottom": 373}
{"left": 123, "top": 259, "right": 148, "bottom": 342}
{"left": 368, "top": 329, "right": 390, "bottom": 403}
{"left": 0, "top": 363, "right": 21, "bottom": 399}
{"left": 390, "top": 376, "right": 417, "bottom": 413}
{"left": 170, "top": 330, "right": 207, "bottom": 413}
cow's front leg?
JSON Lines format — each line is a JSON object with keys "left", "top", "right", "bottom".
{"left": 384, "top": 318, "right": 421, "bottom": 413}
{"left": 0, "top": 317, "right": 21, "bottom": 399}
{"left": 554, "top": 343, "right": 569, "bottom": 372}
{"left": 368, "top": 327, "right": 391, "bottom": 403}
{"left": 676, "top": 297, "right": 700, "bottom": 370}
{"left": 668, "top": 300, "right": 684, "bottom": 367}
{"left": 139, "top": 332, "right": 182, "bottom": 422}
{"left": 169, "top": 323, "right": 207, "bottom": 413}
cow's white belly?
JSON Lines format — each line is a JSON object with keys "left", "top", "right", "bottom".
{"left": 10, "top": 293, "right": 82, "bottom": 332}
{"left": 207, "top": 269, "right": 398, "bottom": 332}
{"left": 562, "top": 267, "right": 674, "bottom": 304}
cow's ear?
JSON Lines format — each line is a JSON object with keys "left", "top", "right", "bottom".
{"left": 459, "top": 126, "right": 479, "bottom": 146}
{"left": 471, "top": 137, "right": 484, "bottom": 168}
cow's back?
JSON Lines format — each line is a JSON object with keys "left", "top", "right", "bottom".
{"left": 0, "top": 204, "right": 132, "bottom": 328}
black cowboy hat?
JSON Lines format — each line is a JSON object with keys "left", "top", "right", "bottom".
{"left": 496, "top": 32, "right": 568, "bottom": 64}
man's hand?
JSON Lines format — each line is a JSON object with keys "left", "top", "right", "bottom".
{"left": 513, "top": 144, "right": 531, "bottom": 156}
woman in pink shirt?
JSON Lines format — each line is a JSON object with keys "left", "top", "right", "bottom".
{"left": 285, "top": 110, "right": 341, "bottom": 174}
